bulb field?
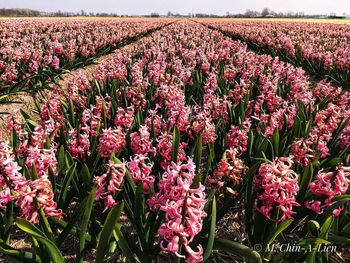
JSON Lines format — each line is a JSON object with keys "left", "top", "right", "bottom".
{"left": 0, "top": 18, "right": 350, "bottom": 263}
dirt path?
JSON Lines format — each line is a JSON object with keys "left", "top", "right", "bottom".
{"left": 0, "top": 40, "right": 140, "bottom": 140}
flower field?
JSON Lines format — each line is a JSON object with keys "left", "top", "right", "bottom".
{"left": 0, "top": 18, "right": 350, "bottom": 263}
{"left": 0, "top": 18, "right": 170, "bottom": 99}
{"left": 200, "top": 19, "right": 350, "bottom": 87}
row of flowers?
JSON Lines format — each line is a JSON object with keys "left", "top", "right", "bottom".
{"left": 199, "top": 19, "right": 350, "bottom": 87}
{"left": 0, "top": 18, "right": 170, "bottom": 89}
{"left": 0, "top": 20, "right": 350, "bottom": 262}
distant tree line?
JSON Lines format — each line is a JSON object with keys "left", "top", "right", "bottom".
{"left": 0, "top": 8, "right": 42, "bottom": 17}
{"left": 0, "top": 8, "right": 130, "bottom": 17}
{"left": 0, "top": 8, "right": 348, "bottom": 18}
{"left": 227, "top": 8, "right": 348, "bottom": 18}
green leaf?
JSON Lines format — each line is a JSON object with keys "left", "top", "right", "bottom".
{"left": 68, "top": 99, "right": 75, "bottom": 126}
{"left": 0, "top": 241, "right": 41, "bottom": 263}
{"left": 102, "top": 100, "right": 107, "bottom": 128}
{"left": 57, "top": 162, "right": 77, "bottom": 209}
{"left": 320, "top": 216, "right": 334, "bottom": 239}
{"left": 57, "top": 146, "right": 65, "bottom": 173}
{"left": 272, "top": 128, "right": 280, "bottom": 157}
{"left": 213, "top": 238, "right": 262, "bottom": 263}
{"left": 171, "top": 126, "right": 180, "bottom": 163}
{"left": 77, "top": 187, "right": 96, "bottom": 263}
{"left": 16, "top": 218, "right": 64, "bottom": 263}
{"left": 80, "top": 163, "right": 92, "bottom": 194}
{"left": 194, "top": 133, "right": 202, "bottom": 174}
{"left": 203, "top": 196, "right": 216, "bottom": 261}
{"left": 320, "top": 157, "right": 342, "bottom": 168}
{"left": 23, "top": 166, "right": 31, "bottom": 180}
{"left": 264, "top": 219, "right": 293, "bottom": 248}
{"left": 301, "top": 238, "right": 331, "bottom": 263}
{"left": 242, "top": 162, "right": 260, "bottom": 186}
{"left": 321, "top": 198, "right": 350, "bottom": 223}
{"left": 4, "top": 202, "right": 14, "bottom": 244}
{"left": 20, "top": 109, "right": 34, "bottom": 122}
{"left": 341, "top": 222, "right": 350, "bottom": 234}
{"left": 11, "top": 128, "right": 17, "bottom": 150}
{"left": 113, "top": 224, "right": 140, "bottom": 263}
{"left": 31, "top": 164, "right": 39, "bottom": 180}
{"left": 37, "top": 206, "right": 55, "bottom": 241}
{"left": 297, "top": 163, "right": 313, "bottom": 203}
{"left": 134, "top": 183, "right": 145, "bottom": 224}
{"left": 329, "top": 234, "right": 350, "bottom": 246}
{"left": 133, "top": 183, "right": 147, "bottom": 250}
{"left": 95, "top": 202, "right": 124, "bottom": 263}
{"left": 56, "top": 195, "right": 90, "bottom": 246}
{"left": 114, "top": 157, "right": 136, "bottom": 192}
{"left": 307, "top": 220, "right": 320, "bottom": 236}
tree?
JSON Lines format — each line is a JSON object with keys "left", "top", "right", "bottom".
{"left": 261, "top": 8, "right": 270, "bottom": 17}
{"left": 245, "top": 9, "right": 260, "bottom": 17}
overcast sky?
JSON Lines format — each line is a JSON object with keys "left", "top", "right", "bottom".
{"left": 1, "top": 0, "right": 349, "bottom": 16}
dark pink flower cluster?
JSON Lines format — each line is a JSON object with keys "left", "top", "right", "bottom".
{"left": 147, "top": 158, "right": 207, "bottom": 262}
{"left": 291, "top": 103, "right": 343, "bottom": 166}
{"left": 0, "top": 141, "right": 26, "bottom": 208}
{"left": 203, "top": 20, "right": 350, "bottom": 73}
{"left": 95, "top": 161, "right": 125, "bottom": 212}
{"left": 157, "top": 132, "right": 187, "bottom": 170}
{"left": 16, "top": 177, "right": 62, "bottom": 224}
{"left": 68, "top": 129, "right": 91, "bottom": 159}
{"left": 0, "top": 141, "right": 61, "bottom": 223}
{"left": 130, "top": 126, "right": 156, "bottom": 156}
{"left": 254, "top": 157, "right": 300, "bottom": 221}
{"left": 127, "top": 154, "right": 154, "bottom": 192}
{"left": 306, "top": 166, "right": 350, "bottom": 216}
{"left": 210, "top": 149, "right": 247, "bottom": 187}
{"left": 98, "top": 128, "right": 126, "bottom": 158}
{"left": 226, "top": 119, "right": 251, "bottom": 155}
{"left": 25, "top": 146, "right": 58, "bottom": 177}
{"left": 114, "top": 106, "right": 134, "bottom": 131}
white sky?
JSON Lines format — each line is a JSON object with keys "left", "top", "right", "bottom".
{"left": 0, "top": 0, "right": 349, "bottom": 16}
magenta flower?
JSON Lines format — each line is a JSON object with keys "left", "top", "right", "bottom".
{"left": 51, "top": 56, "right": 60, "bottom": 70}
{"left": 291, "top": 139, "right": 314, "bottom": 167}
{"left": 0, "top": 141, "right": 26, "bottom": 208}
{"left": 114, "top": 106, "right": 134, "bottom": 131}
{"left": 16, "top": 177, "right": 62, "bottom": 224}
{"left": 254, "top": 157, "right": 300, "bottom": 221}
{"left": 40, "top": 90, "right": 64, "bottom": 125}
{"left": 95, "top": 161, "right": 125, "bottom": 212}
{"left": 305, "top": 166, "right": 350, "bottom": 216}
{"left": 127, "top": 154, "right": 154, "bottom": 192}
{"left": 1, "top": 142, "right": 60, "bottom": 224}
{"left": 226, "top": 119, "right": 251, "bottom": 155}
{"left": 25, "top": 146, "right": 58, "bottom": 177}
{"left": 68, "top": 129, "right": 91, "bottom": 159}
{"left": 98, "top": 128, "right": 126, "bottom": 158}
{"left": 147, "top": 158, "right": 207, "bottom": 262}
{"left": 201, "top": 120, "right": 217, "bottom": 145}
{"left": 130, "top": 126, "right": 156, "bottom": 156}
{"left": 157, "top": 132, "right": 187, "bottom": 170}
{"left": 145, "top": 110, "right": 163, "bottom": 136}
